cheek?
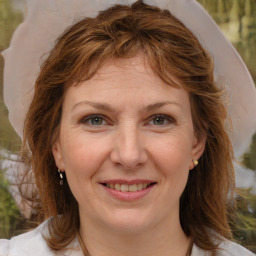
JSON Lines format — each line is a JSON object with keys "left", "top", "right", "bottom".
{"left": 60, "top": 133, "right": 111, "bottom": 179}
{"left": 151, "top": 134, "right": 192, "bottom": 171}
{"left": 60, "top": 134, "right": 111, "bottom": 208}
{"left": 150, "top": 135, "right": 192, "bottom": 194}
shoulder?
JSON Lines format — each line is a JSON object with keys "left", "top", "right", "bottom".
{"left": 217, "top": 240, "right": 256, "bottom": 256}
{"left": 191, "top": 239, "right": 256, "bottom": 256}
{"left": 0, "top": 220, "right": 52, "bottom": 256}
{"left": 0, "top": 219, "right": 83, "bottom": 256}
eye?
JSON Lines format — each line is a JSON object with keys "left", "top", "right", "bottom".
{"left": 80, "top": 115, "right": 107, "bottom": 126}
{"left": 148, "top": 114, "right": 175, "bottom": 126}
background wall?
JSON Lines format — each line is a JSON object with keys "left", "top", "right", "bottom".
{"left": 0, "top": 0, "right": 255, "bottom": 252}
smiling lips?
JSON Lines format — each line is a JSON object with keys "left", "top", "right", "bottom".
{"left": 100, "top": 180, "right": 156, "bottom": 200}
{"left": 104, "top": 182, "right": 152, "bottom": 192}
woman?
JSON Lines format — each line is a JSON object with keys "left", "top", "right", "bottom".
{"left": 1, "top": 1, "right": 256, "bottom": 255}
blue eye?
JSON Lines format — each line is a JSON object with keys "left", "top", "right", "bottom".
{"left": 149, "top": 115, "right": 174, "bottom": 126}
{"left": 81, "top": 115, "right": 106, "bottom": 126}
{"left": 90, "top": 116, "right": 104, "bottom": 125}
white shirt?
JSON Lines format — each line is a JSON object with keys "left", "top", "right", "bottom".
{"left": 0, "top": 220, "right": 255, "bottom": 256}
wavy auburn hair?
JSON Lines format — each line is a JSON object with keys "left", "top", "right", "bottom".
{"left": 21, "top": 0, "right": 235, "bottom": 255}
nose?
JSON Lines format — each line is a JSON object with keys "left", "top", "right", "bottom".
{"left": 110, "top": 125, "right": 148, "bottom": 170}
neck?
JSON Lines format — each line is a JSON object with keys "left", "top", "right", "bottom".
{"left": 79, "top": 212, "right": 191, "bottom": 256}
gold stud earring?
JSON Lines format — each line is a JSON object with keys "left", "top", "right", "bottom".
{"left": 58, "top": 169, "right": 65, "bottom": 185}
{"left": 193, "top": 159, "right": 198, "bottom": 167}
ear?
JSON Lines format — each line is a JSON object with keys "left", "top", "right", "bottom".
{"left": 189, "top": 134, "right": 206, "bottom": 170}
{"left": 52, "top": 140, "right": 65, "bottom": 171}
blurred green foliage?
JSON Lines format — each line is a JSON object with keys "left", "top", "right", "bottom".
{"left": 0, "top": 0, "right": 22, "bottom": 152}
{"left": 0, "top": 155, "right": 19, "bottom": 238}
{"left": 198, "top": 0, "right": 256, "bottom": 80}
{"left": 243, "top": 133, "right": 256, "bottom": 170}
{"left": 0, "top": 0, "right": 23, "bottom": 238}
{"left": 232, "top": 189, "right": 256, "bottom": 253}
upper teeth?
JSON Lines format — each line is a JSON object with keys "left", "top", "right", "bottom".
{"left": 106, "top": 183, "right": 150, "bottom": 192}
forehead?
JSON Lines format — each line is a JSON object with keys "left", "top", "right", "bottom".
{"left": 63, "top": 55, "right": 190, "bottom": 112}
{"left": 84, "top": 55, "right": 162, "bottom": 87}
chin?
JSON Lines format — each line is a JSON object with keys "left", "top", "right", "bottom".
{"left": 99, "top": 209, "right": 156, "bottom": 235}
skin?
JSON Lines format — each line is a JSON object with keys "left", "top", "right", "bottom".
{"left": 52, "top": 55, "right": 206, "bottom": 256}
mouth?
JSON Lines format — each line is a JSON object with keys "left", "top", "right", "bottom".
{"left": 101, "top": 182, "right": 157, "bottom": 192}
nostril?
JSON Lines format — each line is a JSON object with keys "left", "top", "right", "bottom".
{"left": 110, "top": 138, "right": 148, "bottom": 169}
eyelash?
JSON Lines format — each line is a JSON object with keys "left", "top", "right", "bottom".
{"left": 79, "top": 114, "right": 176, "bottom": 127}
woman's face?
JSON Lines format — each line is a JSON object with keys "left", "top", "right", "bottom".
{"left": 52, "top": 55, "right": 205, "bottom": 234}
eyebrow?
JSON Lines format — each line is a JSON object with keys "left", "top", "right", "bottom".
{"left": 72, "top": 101, "right": 116, "bottom": 112}
{"left": 145, "top": 101, "right": 181, "bottom": 111}
{"left": 71, "top": 101, "right": 181, "bottom": 112}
